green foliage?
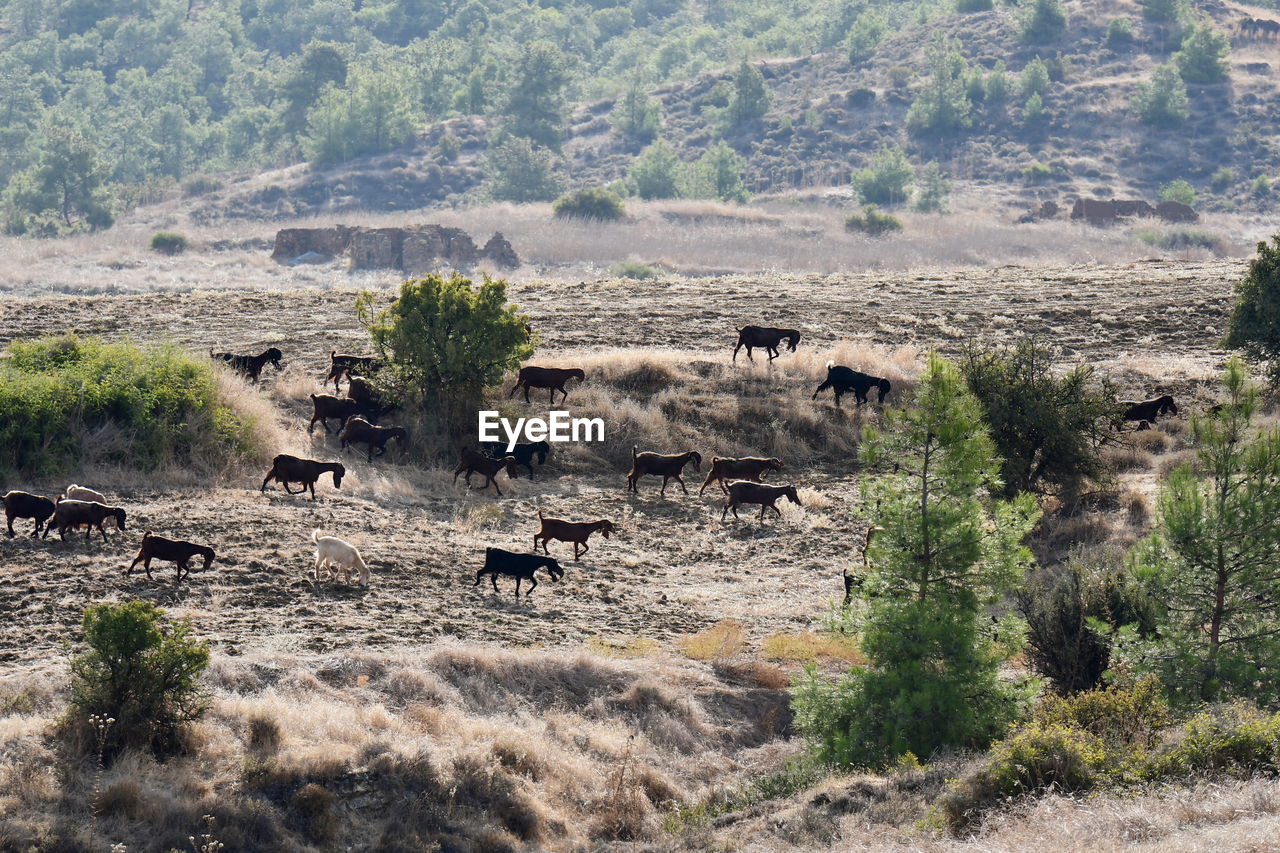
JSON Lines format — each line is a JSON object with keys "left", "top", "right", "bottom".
{"left": 1106, "top": 18, "right": 1135, "bottom": 45}
{"left": 1022, "top": 161, "right": 1053, "bottom": 181}
{"left": 984, "top": 61, "right": 1011, "bottom": 106}
{"left": 1160, "top": 179, "right": 1197, "bottom": 205}
{"left": 727, "top": 59, "right": 772, "bottom": 127}
{"left": 356, "top": 273, "right": 533, "bottom": 438}
{"left": 608, "top": 260, "right": 664, "bottom": 280}
{"left": 887, "top": 66, "right": 914, "bottom": 89}
{"left": 1211, "top": 167, "right": 1235, "bottom": 191}
{"left": 845, "top": 9, "right": 887, "bottom": 64}
{"left": 302, "top": 68, "right": 418, "bottom": 164}
{"left": 1225, "top": 234, "right": 1280, "bottom": 371}
{"left": 912, "top": 162, "right": 951, "bottom": 213}
{"left": 685, "top": 141, "right": 749, "bottom": 203}
{"left": 0, "top": 335, "right": 263, "bottom": 477}
{"left": 149, "top": 231, "right": 189, "bottom": 255}
{"left": 843, "top": 205, "right": 903, "bottom": 236}
{"left": 552, "top": 186, "right": 626, "bottom": 221}
{"left": 1146, "top": 703, "right": 1280, "bottom": 778}
{"left": 956, "top": 0, "right": 994, "bottom": 12}
{"left": 1136, "top": 228, "right": 1226, "bottom": 253}
{"left": 68, "top": 600, "right": 210, "bottom": 759}
{"left": 1038, "top": 676, "right": 1170, "bottom": 749}
{"left": 629, "top": 138, "right": 682, "bottom": 200}
{"left": 1142, "top": 0, "right": 1188, "bottom": 24}
{"left": 906, "top": 35, "right": 972, "bottom": 138}
{"left": 282, "top": 41, "right": 349, "bottom": 135}
{"left": 1019, "top": 0, "right": 1067, "bottom": 44}
{"left": 485, "top": 137, "right": 562, "bottom": 203}
{"left": 1019, "top": 58, "right": 1051, "bottom": 98}
{"left": 1132, "top": 64, "right": 1189, "bottom": 127}
{"left": 4, "top": 125, "right": 113, "bottom": 236}
{"left": 1022, "top": 92, "right": 1046, "bottom": 125}
{"left": 851, "top": 145, "right": 914, "bottom": 207}
{"left": 961, "top": 338, "right": 1113, "bottom": 498}
{"left": 1120, "top": 359, "right": 1280, "bottom": 706}
{"left": 437, "top": 134, "right": 461, "bottom": 161}
{"left": 1019, "top": 567, "right": 1114, "bottom": 695}
{"left": 1174, "top": 24, "right": 1231, "bottom": 84}
{"left": 612, "top": 79, "right": 663, "bottom": 144}
{"left": 794, "top": 355, "right": 1039, "bottom": 768}
{"left": 500, "top": 41, "right": 571, "bottom": 150}
{"left": 1254, "top": 175, "right": 1273, "bottom": 198}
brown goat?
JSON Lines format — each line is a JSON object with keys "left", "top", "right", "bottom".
{"left": 721, "top": 481, "right": 800, "bottom": 521}
{"left": 533, "top": 510, "right": 614, "bottom": 560}
{"left": 699, "top": 456, "right": 784, "bottom": 495}
{"left": 453, "top": 448, "right": 520, "bottom": 496}
{"left": 340, "top": 417, "right": 407, "bottom": 462}
{"left": 510, "top": 366, "right": 586, "bottom": 404}
{"left": 260, "top": 454, "right": 345, "bottom": 500}
{"left": 627, "top": 446, "right": 703, "bottom": 495}
{"left": 128, "top": 531, "right": 216, "bottom": 583}
{"left": 309, "top": 393, "right": 361, "bottom": 434}
{"left": 326, "top": 350, "right": 381, "bottom": 392}
{"left": 45, "top": 499, "right": 127, "bottom": 542}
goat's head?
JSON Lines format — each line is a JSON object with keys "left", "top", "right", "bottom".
{"left": 687, "top": 451, "right": 703, "bottom": 471}
{"left": 544, "top": 558, "right": 564, "bottom": 581}
{"left": 766, "top": 457, "right": 784, "bottom": 471}
{"left": 784, "top": 486, "right": 801, "bottom": 506}
{"left": 501, "top": 456, "right": 521, "bottom": 479}
{"left": 389, "top": 427, "right": 408, "bottom": 443}
{"left": 265, "top": 347, "right": 284, "bottom": 368}
{"left": 569, "top": 368, "right": 586, "bottom": 382}
{"left": 331, "top": 464, "right": 347, "bottom": 489}
{"left": 1161, "top": 395, "right": 1178, "bottom": 415}
{"left": 877, "top": 378, "right": 892, "bottom": 403}
{"left": 785, "top": 331, "right": 800, "bottom": 352}
{"left": 597, "top": 519, "right": 615, "bottom": 538}
{"left": 114, "top": 508, "right": 128, "bottom": 530}
{"left": 201, "top": 548, "right": 217, "bottom": 570}
{"left": 533, "top": 440, "right": 551, "bottom": 463}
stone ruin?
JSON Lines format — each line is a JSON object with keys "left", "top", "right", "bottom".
{"left": 271, "top": 225, "right": 520, "bottom": 272}
{"left": 1017, "top": 198, "right": 1201, "bottom": 226}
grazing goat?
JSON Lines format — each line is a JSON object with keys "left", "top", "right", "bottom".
{"left": 475, "top": 547, "right": 563, "bottom": 596}
{"left": 340, "top": 417, "right": 407, "bottom": 462}
{"left": 326, "top": 350, "right": 382, "bottom": 392}
{"left": 533, "top": 510, "right": 614, "bottom": 560}
{"left": 480, "top": 440, "right": 550, "bottom": 478}
{"left": 843, "top": 525, "right": 884, "bottom": 606}
{"left": 309, "top": 394, "right": 361, "bottom": 434}
{"left": 63, "top": 483, "right": 119, "bottom": 529}
{"left": 260, "top": 454, "right": 345, "bottom": 500}
{"left": 128, "top": 532, "right": 216, "bottom": 583}
{"left": 46, "top": 499, "right": 127, "bottom": 542}
{"left": 210, "top": 346, "right": 283, "bottom": 382}
{"left": 812, "top": 362, "right": 892, "bottom": 406}
{"left": 453, "top": 448, "right": 520, "bottom": 496}
{"left": 627, "top": 446, "right": 702, "bottom": 495}
{"left": 1119, "top": 395, "right": 1177, "bottom": 426}
{"left": 312, "top": 529, "right": 370, "bottom": 586}
{"left": 3, "top": 490, "right": 55, "bottom": 537}
{"left": 722, "top": 481, "right": 801, "bottom": 521}
{"left": 509, "top": 366, "right": 585, "bottom": 404}
{"left": 732, "top": 326, "right": 801, "bottom": 362}
{"left": 699, "top": 456, "right": 784, "bottom": 495}
{"left": 346, "top": 375, "right": 398, "bottom": 423}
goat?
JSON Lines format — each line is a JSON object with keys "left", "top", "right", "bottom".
{"left": 699, "top": 456, "right": 784, "bottom": 495}
{"left": 722, "top": 481, "right": 801, "bottom": 521}
{"left": 480, "top": 440, "right": 550, "bottom": 478}
{"left": 627, "top": 446, "right": 702, "bottom": 495}
{"left": 533, "top": 510, "right": 614, "bottom": 560}
{"left": 128, "top": 532, "right": 215, "bottom": 583}
{"left": 312, "top": 529, "right": 370, "bottom": 586}
{"left": 346, "top": 375, "right": 398, "bottom": 423}
{"left": 340, "top": 417, "right": 407, "bottom": 462}
{"left": 509, "top": 366, "right": 586, "bottom": 404}
{"left": 309, "top": 393, "right": 361, "bottom": 434}
{"left": 45, "top": 499, "right": 127, "bottom": 542}
{"left": 843, "top": 525, "right": 884, "bottom": 605}
{"left": 812, "top": 362, "right": 892, "bottom": 406}
{"left": 260, "top": 454, "right": 345, "bottom": 500}
{"left": 453, "top": 448, "right": 520, "bottom": 496}
{"left": 475, "top": 547, "right": 563, "bottom": 596}
{"left": 210, "top": 346, "right": 283, "bottom": 382}
{"left": 62, "top": 483, "right": 120, "bottom": 529}
{"left": 325, "top": 350, "right": 381, "bottom": 393}
{"left": 1119, "top": 395, "right": 1177, "bottom": 426}
{"left": 732, "top": 326, "right": 801, "bottom": 362}
{"left": 3, "top": 490, "right": 55, "bottom": 538}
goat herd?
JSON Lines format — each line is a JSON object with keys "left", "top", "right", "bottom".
{"left": 2, "top": 325, "right": 1178, "bottom": 598}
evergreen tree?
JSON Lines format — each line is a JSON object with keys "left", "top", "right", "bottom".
{"left": 906, "top": 35, "right": 972, "bottom": 138}
{"left": 4, "top": 124, "right": 113, "bottom": 235}
{"left": 727, "top": 59, "right": 771, "bottom": 127}
{"left": 1019, "top": 0, "right": 1067, "bottom": 44}
{"left": 1224, "top": 234, "right": 1280, "bottom": 376}
{"left": 629, "top": 138, "right": 682, "bottom": 199}
{"left": 282, "top": 41, "right": 349, "bottom": 136}
{"left": 1173, "top": 24, "right": 1230, "bottom": 84}
{"left": 611, "top": 78, "right": 663, "bottom": 144}
{"left": 912, "top": 161, "right": 951, "bottom": 213}
{"left": 1132, "top": 63, "right": 1189, "bottom": 127}
{"left": 851, "top": 145, "right": 914, "bottom": 206}
{"left": 485, "top": 136, "right": 561, "bottom": 202}
{"left": 500, "top": 40, "right": 571, "bottom": 150}
{"left": 687, "top": 140, "right": 749, "bottom": 202}
{"left": 845, "top": 9, "right": 886, "bottom": 64}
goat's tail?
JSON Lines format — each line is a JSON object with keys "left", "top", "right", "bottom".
{"left": 825, "top": 360, "right": 834, "bottom": 370}
{"left": 311, "top": 528, "right": 321, "bottom": 544}
{"left": 330, "top": 350, "right": 337, "bottom": 360}
{"left": 631, "top": 445, "right": 638, "bottom": 461}
{"left": 537, "top": 509, "right": 544, "bottom": 521}
{"left": 209, "top": 347, "right": 216, "bottom": 357}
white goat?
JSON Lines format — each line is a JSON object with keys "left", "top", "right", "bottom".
{"left": 63, "top": 484, "right": 117, "bottom": 528}
{"left": 311, "top": 529, "right": 370, "bottom": 586}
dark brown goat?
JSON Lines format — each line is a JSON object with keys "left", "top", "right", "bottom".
{"left": 627, "top": 446, "right": 703, "bottom": 495}
{"left": 326, "top": 350, "right": 381, "bottom": 393}
{"left": 45, "top": 499, "right": 127, "bottom": 542}
{"left": 340, "top": 417, "right": 407, "bottom": 462}
{"left": 345, "top": 375, "right": 397, "bottom": 422}
{"left": 732, "top": 326, "right": 801, "bottom": 362}
{"left": 533, "top": 510, "right": 614, "bottom": 560}
{"left": 721, "top": 481, "right": 801, "bottom": 521}
{"left": 260, "top": 454, "right": 345, "bottom": 500}
{"left": 453, "top": 448, "right": 520, "bottom": 496}
{"left": 1119, "top": 395, "right": 1177, "bottom": 426}
{"left": 699, "top": 456, "right": 784, "bottom": 495}
{"left": 843, "top": 525, "right": 884, "bottom": 605}
{"left": 210, "top": 347, "right": 283, "bottom": 382}
{"left": 309, "top": 393, "right": 360, "bottom": 434}
{"left": 510, "top": 366, "right": 586, "bottom": 404}
{"left": 3, "top": 490, "right": 55, "bottom": 537}
{"left": 128, "top": 531, "right": 216, "bottom": 583}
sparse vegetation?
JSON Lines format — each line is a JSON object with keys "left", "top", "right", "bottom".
{"left": 149, "top": 231, "right": 189, "bottom": 255}
{"left": 844, "top": 204, "right": 903, "bottom": 236}
{"left": 906, "top": 35, "right": 972, "bottom": 138}
{"left": 553, "top": 187, "right": 626, "bottom": 221}
{"left": 851, "top": 145, "right": 914, "bottom": 207}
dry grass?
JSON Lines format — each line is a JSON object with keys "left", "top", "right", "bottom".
{"left": 680, "top": 621, "right": 747, "bottom": 662}
{"left": 761, "top": 631, "right": 865, "bottom": 664}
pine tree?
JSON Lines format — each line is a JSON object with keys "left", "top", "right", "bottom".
{"left": 906, "top": 35, "right": 972, "bottom": 137}
{"left": 727, "top": 59, "right": 771, "bottom": 127}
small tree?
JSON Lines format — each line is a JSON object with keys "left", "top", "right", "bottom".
{"left": 851, "top": 145, "right": 914, "bottom": 206}
{"left": 1173, "top": 24, "right": 1230, "bottom": 85}
{"left": 1022, "top": 92, "right": 1047, "bottom": 125}
{"left": 1132, "top": 64, "right": 1189, "bottom": 127}
{"left": 1107, "top": 18, "right": 1135, "bottom": 46}
{"left": 1020, "top": 57, "right": 1051, "bottom": 99}
{"left": 906, "top": 35, "right": 972, "bottom": 138}
{"left": 794, "top": 354, "right": 1038, "bottom": 767}
{"left": 1161, "top": 179, "right": 1196, "bottom": 205}
{"left": 727, "top": 59, "right": 772, "bottom": 127}
{"left": 1122, "top": 359, "right": 1280, "bottom": 706}
{"left": 956, "top": 0, "right": 993, "bottom": 12}
{"left": 4, "top": 126, "right": 114, "bottom": 236}
{"left": 552, "top": 187, "right": 626, "bottom": 221}
{"left": 629, "top": 139, "right": 682, "bottom": 200}
{"left": 1224, "top": 234, "right": 1280, "bottom": 379}
{"left": 499, "top": 40, "right": 571, "bottom": 150}
{"left": 686, "top": 140, "right": 749, "bottom": 202}
{"left": 611, "top": 79, "right": 663, "bottom": 144}
{"left": 486, "top": 137, "right": 561, "bottom": 203}
{"left": 1020, "top": 0, "right": 1067, "bottom": 44}
{"left": 356, "top": 273, "right": 534, "bottom": 440}
{"left": 68, "top": 600, "right": 210, "bottom": 759}
{"left": 1142, "top": 0, "right": 1188, "bottom": 24}
{"left": 984, "top": 61, "right": 1011, "bottom": 106}
{"left": 846, "top": 9, "right": 886, "bottom": 64}
{"left": 912, "top": 162, "right": 951, "bottom": 213}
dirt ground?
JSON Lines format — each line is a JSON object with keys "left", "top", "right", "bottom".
{"left": 0, "top": 259, "right": 1245, "bottom": 668}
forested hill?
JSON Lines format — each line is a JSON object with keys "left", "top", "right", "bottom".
{"left": 2, "top": 0, "right": 1278, "bottom": 231}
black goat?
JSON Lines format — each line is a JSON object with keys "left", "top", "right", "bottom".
{"left": 326, "top": 351, "right": 382, "bottom": 393}
{"left": 1119, "top": 395, "right": 1177, "bottom": 425}
{"left": 3, "top": 490, "right": 55, "bottom": 537}
{"left": 210, "top": 347, "right": 283, "bottom": 381}
{"left": 812, "top": 362, "right": 892, "bottom": 406}
{"left": 510, "top": 366, "right": 585, "bottom": 404}
{"left": 732, "top": 326, "right": 801, "bottom": 362}
{"left": 341, "top": 417, "right": 407, "bottom": 462}
{"left": 480, "top": 440, "right": 551, "bottom": 478}
{"left": 260, "top": 454, "right": 345, "bottom": 500}
{"left": 474, "top": 547, "right": 564, "bottom": 596}
{"left": 128, "top": 532, "right": 216, "bottom": 583}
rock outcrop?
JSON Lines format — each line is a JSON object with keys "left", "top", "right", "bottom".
{"left": 271, "top": 225, "right": 520, "bottom": 272}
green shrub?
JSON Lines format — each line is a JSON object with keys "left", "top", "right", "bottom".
{"left": 956, "top": 0, "right": 993, "bottom": 12}
{"left": 912, "top": 162, "right": 951, "bottom": 213}
{"left": 851, "top": 145, "right": 914, "bottom": 206}
{"left": 1211, "top": 167, "right": 1235, "bottom": 191}
{"left": 437, "top": 134, "right": 461, "bottom": 161}
{"left": 67, "top": 600, "right": 210, "bottom": 759}
{"left": 1036, "top": 676, "right": 1170, "bottom": 750}
{"left": 0, "top": 335, "right": 264, "bottom": 477}
{"left": 1022, "top": 161, "right": 1053, "bottom": 181}
{"left": 180, "top": 175, "right": 223, "bottom": 197}
{"left": 1022, "top": 92, "right": 1046, "bottom": 125}
{"left": 1020, "top": 0, "right": 1067, "bottom": 44}
{"left": 1106, "top": 18, "right": 1135, "bottom": 45}
{"left": 1020, "top": 58, "right": 1050, "bottom": 98}
{"left": 1253, "top": 175, "right": 1272, "bottom": 198}
{"left": 1132, "top": 64, "right": 1189, "bottom": 127}
{"left": 552, "top": 187, "right": 626, "bottom": 221}
{"left": 684, "top": 141, "right": 749, "bottom": 203}
{"left": 984, "top": 61, "right": 1011, "bottom": 105}
{"left": 1143, "top": 0, "right": 1188, "bottom": 24}
{"left": 887, "top": 66, "right": 913, "bottom": 89}
{"left": 1160, "top": 179, "right": 1196, "bottom": 205}
{"left": 149, "top": 231, "right": 189, "bottom": 255}
{"left": 611, "top": 80, "right": 663, "bottom": 143}
{"left": 486, "top": 136, "right": 561, "bottom": 203}
{"left": 629, "top": 139, "right": 682, "bottom": 200}
{"left": 608, "top": 260, "right": 664, "bottom": 280}
{"left": 846, "top": 9, "right": 887, "bottom": 64}
{"left": 1173, "top": 23, "right": 1230, "bottom": 84}
{"left": 1146, "top": 703, "right": 1280, "bottom": 778}
{"left": 906, "top": 35, "right": 972, "bottom": 137}
{"left": 844, "top": 205, "right": 902, "bottom": 236}
{"left": 1135, "top": 228, "right": 1226, "bottom": 253}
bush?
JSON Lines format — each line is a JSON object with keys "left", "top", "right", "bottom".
{"left": 851, "top": 145, "right": 914, "bottom": 206}
{"left": 1162, "top": 178, "right": 1198, "bottom": 205}
{"left": 1020, "top": 58, "right": 1050, "bottom": 98}
{"left": 486, "top": 137, "right": 561, "bottom": 203}
{"left": 552, "top": 187, "right": 626, "bottom": 221}
{"left": 438, "top": 134, "right": 461, "bottom": 161}
{"left": 67, "top": 600, "right": 210, "bottom": 759}
{"left": 887, "top": 66, "right": 913, "bottom": 89}
{"left": 1143, "top": 0, "right": 1188, "bottom": 24}
{"left": 1020, "top": 0, "right": 1067, "bottom": 43}
{"left": 1132, "top": 64, "right": 1189, "bottom": 127}
{"left": 0, "top": 335, "right": 264, "bottom": 477}
{"left": 956, "top": 0, "right": 993, "bottom": 11}
{"left": 846, "top": 9, "right": 887, "bottom": 63}
{"left": 912, "top": 162, "right": 951, "bottom": 213}
{"left": 844, "top": 205, "right": 902, "bottom": 236}
{"left": 727, "top": 59, "right": 771, "bottom": 127}
{"left": 180, "top": 175, "right": 223, "bottom": 197}
{"left": 1173, "top": 24, "right": 1230, "bottom": 84}
{"left": 1022, "top": 92, "right": 1046, "bottom": 125}
{"left": 984, "top": 61, "right": 1011, "bottom": 105}
{"left": 629, "top": 139, "right": 682, "bottom": 200}
{"left": 1223, "top": 235, "right": 1280, "bottom": 367}
{"left": 1211, "top": 167, "right": 1235, "bottom": 191}
{"left": 1147, "top": 703, "right": 1280, "bottom": 778}
{"left": 1252, "top": 175, "right": 1272, "bottom": 198}
{"left": 1037, "top": 676, "right": 1170, "bottom": 750}
{"left": 1106, "top": 18, "right": 1134, "bottom": 45}
{"left": 608, "top": 261, "right": 664, "bottom": 280}
{"left": 1136, "top": 228, "right": 1226, "bottom": 253}
{"left": 612, "top": 80, "right": 663, "bottom": 144}
{"left": 1019, "top": 567, "right": 1112, "bottom": 694}
{"left": 906, "top": 35, "right": 972, "bottom": 137}
{"left": 149, "top": 231, "right": 189, "bottom": 255}
{"left": 684, "top": 141, "right": 749, "bottom": 203}
{"left": 1022, "top": 160, "right": 1052, "bottom": 182}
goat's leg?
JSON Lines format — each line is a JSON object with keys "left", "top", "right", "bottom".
{"left": 771, "top": 503, "right": 783, "bottom": 519}
{"left": 524, "top": 384, "right": 532, "bottom": 403}
{"left": 175, "top": 558, "right": 187, "bottom": 584}
{"left": 514, "top": 576, "right": 522, "bottom": 597}
{"left": 492, "top": 574, "right": 501, "bottom": 593}
{"left": 5, "top": 513, "right": 14, "bottom": 537}
{"left": 309, "top": 481, "right": 317, "bottom": 501}
{"left": 261, "top": 471, "right": 275, "bottom": 492}
{"left": 676, "top": 474, "right": 688, "bottom": 494}
{"left": 578, "top": 539, "right": 588, "bottom": 557}
{"left": 760, "top": 503, "right": 768, "bottom": 521}
{"left": 526, "top": 574, "right": 537, "bottom": 595}
{"left": 732, "top": 341, "right": 743, "bottom": 362}
{"left": 722, "top": 503, "right": 730, "bottom": 520}
{"left": 660, "top": 476, "right": 669, "bottom": 495}
{"left": 490, "top": 475, "right": 503, "bottom": 497}
{"left": 548, "top": 386, "right": 555, "bottom": 404}
{"left": 508, "top": 381, "right": 522, "bottom": 398}
{"left": 698, "top": 472, "right": 717, "bottom": 496}
{"left": 143, "top": 556, "right": 155, "bottom": 579}
{"left": 474, "top": 569, "right": 486, "bottom": 587}
{"left": 767, "top": 345, "right": 778, "bottom": 361}
{"left": 367, "top": 443, "right": 374, "bottom": 463}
